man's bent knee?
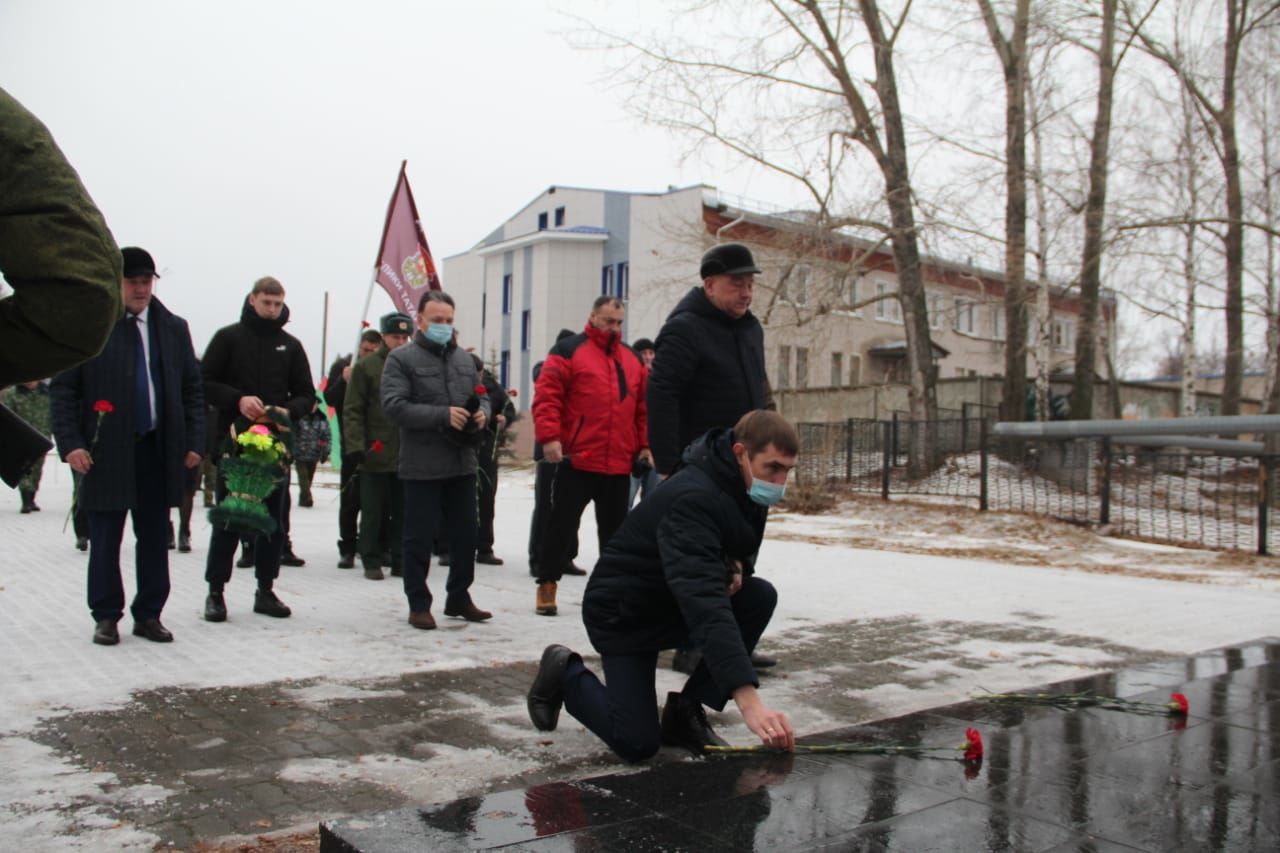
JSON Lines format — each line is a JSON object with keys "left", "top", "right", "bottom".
{"left": 611, "top": 734, "right": 661, "bottom": 763}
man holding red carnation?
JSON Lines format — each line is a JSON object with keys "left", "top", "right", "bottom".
{"left": 381, "top": 291, "right": 492, "bottom": 630}
{"left": 50, "top": 247, "right": 205, "bottom": 646}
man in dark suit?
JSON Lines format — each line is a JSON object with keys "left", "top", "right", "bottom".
{"left": 50, "top": 247, "right": 205, "bottom": 646}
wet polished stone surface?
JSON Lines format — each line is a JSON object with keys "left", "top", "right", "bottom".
{"left": 321, "top": 638, "right": 1280, "bottom": 851}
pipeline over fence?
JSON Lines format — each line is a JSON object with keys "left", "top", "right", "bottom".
{"left": 795, "top": 416, "right": 1278, "bottom": 555}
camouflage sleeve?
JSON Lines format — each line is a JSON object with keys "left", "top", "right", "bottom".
{"left": 0, "top": 87, "right": 122, "bottom": 387}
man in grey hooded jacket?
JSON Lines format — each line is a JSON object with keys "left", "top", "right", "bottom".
{"left": 381, "top": 291, "right": 492, "bottom": 630}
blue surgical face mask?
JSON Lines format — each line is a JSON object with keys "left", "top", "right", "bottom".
{"left": 747, "top": 478, "right": 786, "bottom": 507}
{"left": 425, "top": 323, "right": 453, "bottom": 346}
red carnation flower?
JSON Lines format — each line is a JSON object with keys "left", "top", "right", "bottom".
{"left": 1169, "top": 693, "right": 1189, "bottom": 715}
{"left": 474, "top": 385, "right": 487, "bottom": 396}
{"left": 508, "top": 388, "right": 518, "bottom": 398}
{"left": 92, "top": 399, "right": 114, "bottom": 414}
{"left": 962, "top": 728, "right": 983, "bottom": 761}
{"left": 370, "top": 440, "right": 385, "bottom": 453}
{"left": 361, "top": 320, "right": 371, "bottom": 328}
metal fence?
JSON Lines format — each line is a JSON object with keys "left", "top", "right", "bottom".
{"left": 796, "top": 418, "right": 1276, "bottom": 554}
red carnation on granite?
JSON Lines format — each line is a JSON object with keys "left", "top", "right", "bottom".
{"left": 370, "top": 440, "right": 385, "bottom": 453}
{"left": 963, "top": 728, "right": 983, "bottom": 761}
{"left": 1169, "top": 693, "right": 1189, "bottom": 715}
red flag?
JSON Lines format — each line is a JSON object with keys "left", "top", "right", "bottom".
{"left": 374, "top": 161, "right": 440, "bottom": 314}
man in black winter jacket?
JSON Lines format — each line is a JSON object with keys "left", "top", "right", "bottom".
{"left": 646, "top": 243, "right": 773, "bottom": 477}
{"left": 201, "top": 277, "right": 314, "bottom": 622}
{"left": 526, "top": 410, "right": 798, "bottom": 762}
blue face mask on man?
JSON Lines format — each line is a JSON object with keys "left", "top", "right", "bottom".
{"left": 747, "top": 478, "right": 786, "bottom": 507}
{"left": 736, "top": 447, "right": 787, "bottom": 506}
{"left": 425, "top": 323, "right": 453, "bottom": 346}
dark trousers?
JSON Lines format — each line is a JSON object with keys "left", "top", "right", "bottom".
{"left": 402, "top": 475, "right": 478, "bottom": 613}
{"left": 338, "top": 456, "right": 360, "bottom": 554}
{"left": 72, "top": 470, "right": 88, "bottom": 540}
{"left": 295, "top": 459, "right": 318, "bottom": 502}
{"left": 477, "top": 438, "right": 499, "bottom": 554}
{"left": 205, "top": 470, "right": 286, "bottom": 590}
{"left": 562, "top": 576, "right": 777, "bottom": 762}
{"left": 86, "top": 432, "right": 170, "bottom": 623}
{"left": 178, "top": 461, "right": 200, "bottom": 534}
{"left": 528, "top": 461, "right": 578, "bottom": 573}
{"left": 359, "top": 471, "right": 403, "bottom": 570}
{"left": 537, "top": 462, "right": 628, "bottom": 583}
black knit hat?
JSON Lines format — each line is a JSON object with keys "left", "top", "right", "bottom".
{"left": 699, "top": 243, "right": 761, "bottom": 279}
{"left": 631, "top": 337, "right": 655, "bottom": 352}
{"left": 121, "top": 246, "right": 159, "bottom": 279}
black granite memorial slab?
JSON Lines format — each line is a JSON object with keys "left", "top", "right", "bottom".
{"left": 320, "top": 639, "right": 1280, "bottom": 852}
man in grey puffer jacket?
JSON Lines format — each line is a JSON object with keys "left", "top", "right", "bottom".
{"left": 381, "top": 291, "right": 492, "bottom": 630}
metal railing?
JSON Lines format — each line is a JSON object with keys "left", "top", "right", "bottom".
{"left": 796, "top": 417, "right": 1276, "bottom": 554}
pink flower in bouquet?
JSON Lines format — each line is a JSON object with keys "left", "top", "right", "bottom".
{"left": 249, "top": 424, "right": 271, "bottom": 435}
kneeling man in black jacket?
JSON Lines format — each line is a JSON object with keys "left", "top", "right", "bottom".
{"left": 527, "top": 410, "right": 798, "bottom": 760}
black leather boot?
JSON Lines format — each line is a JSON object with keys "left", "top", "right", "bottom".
{"left": 659, "top": 691, "right": 728, "bottom": 755}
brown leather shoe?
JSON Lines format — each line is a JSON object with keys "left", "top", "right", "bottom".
{"left": 408, "top": 610, "right": 437, "bottom": 630}
{"left": 535, "top": 581, "right": 557, "bottom": 616}
{"left": 443, "top": 602, "right": 493, "bottom": 622}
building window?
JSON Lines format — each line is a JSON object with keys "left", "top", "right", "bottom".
{"left": 554, "top": 206, "right": 565, "bottom": 227}
{"left": 617, "top": 262, "right": 629, "bottom": 301}
{"left": 839, "top": 275, "right": 859, "bottom": 312}
{"left": 875, "top": 281, "right": 901, "bottom": 322}
{"left": 502, "top": 274, "right": 512, "bottom": 315}
{"left": 992, "top": 306, "right": 1006, "bottom": 341}
{"left": 777, "top": 346, "right": 792, "bottom": 390}
{"left": 793, "top": 266, "right": 810, "bottom": 306}
{"left": 500, "top": 350, "right": 510, "bottom": 387}
{"left": 830, "top": 352, "right": 843, "bottom": 387}
{"left": 537, "top": 212, "right": 548, "bottom": 231}
{"left": 847, "top": 353, "right": 861, "bottom": 386}
{"left": 796, "top": 347, "right": 809, "bottom": 389}
{"left": 954, "top": 298, "right": 975, "bottom": 335}
{"left": 926, "top": 292, "right": 943, "bottom": 329}
{"left": 521, "top": 309, "right": 531, "bottom": 351}
{"left": 1052, "top": 318, "right": 1075, "bottom": 351}
{"left": 601, "top": 265, "right": 615, "bottom": 296}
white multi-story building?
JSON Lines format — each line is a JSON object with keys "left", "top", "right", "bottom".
{"left": 443, "top": 183, "right": 1113, "bottom": 413}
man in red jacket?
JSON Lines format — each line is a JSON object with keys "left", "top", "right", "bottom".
{"left": 532, "top": 296, "right": 650, "bottom": 616}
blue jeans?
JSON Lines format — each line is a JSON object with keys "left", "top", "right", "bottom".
{"left": 402, "top": 475, "right": 478, "bottom": 613}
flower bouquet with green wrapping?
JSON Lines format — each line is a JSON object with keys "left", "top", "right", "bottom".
{"left": 209, "top": 415, "right": 293, "bottom": 537}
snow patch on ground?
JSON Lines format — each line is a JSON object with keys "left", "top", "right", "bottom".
{"left": 0, "top": 736, "right": 167, "bottom": 853}
{"left": 279, "top": 745, "right": 540, "bottom": 805}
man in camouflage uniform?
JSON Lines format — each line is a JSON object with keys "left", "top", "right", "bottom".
{"left": 3, "top": 379, "right": 52, "bottom": 512}
{"left": 344, "top": 312, "right": 411, "bottom": 581}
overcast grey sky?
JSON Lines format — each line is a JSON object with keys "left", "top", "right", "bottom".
{"left": 1, "top": 0, "right": 803, "bottom": 373}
